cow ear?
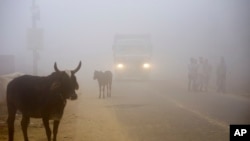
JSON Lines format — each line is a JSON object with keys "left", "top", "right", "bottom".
{"left": 50, "top": 81, "right": 61, "bottom": 91}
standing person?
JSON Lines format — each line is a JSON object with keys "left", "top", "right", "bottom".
{"left": 197, "top": 57, "right": 205, "bottom": 92}
{"left": 188, "top": 58, "right": 198, "bottom": 92}
{"left": 216, "top": 57, "right": 227, "bottom": 93}
{"left": 203, "top": 59, "right": 212, "bottom": 92}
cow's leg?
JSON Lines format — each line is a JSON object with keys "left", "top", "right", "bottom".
{"left": 43, "top": 118, "right": 51, "bottom": 141}
{"left": 110, "top": 82, "right": 112, "bottom": 97}
{"left": 7, "top": 105, "right": 17, "bottom": 141}
{"left": 103, "top": 85, "right": 105, "bottom": 99}
{"left": 53, "top": 120, "right": 60, "bottom": 141}
{"left": 106, "top": 85, "right": 109, "bottom": 97}
{"left": 108, "top": 83, "right": 111, "bottom": 97}
{"left": 21, "top": 115, "right": 30, "bottom": 141}
{"left": 99, "top": 85, "right": 101, "bottom": 98}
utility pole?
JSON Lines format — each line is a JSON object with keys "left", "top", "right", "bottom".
{"left": 32, "top": 0, "right": 38, "bottom": 75}
{"left": 28, "top": 0, "right": 43, "bottom": 75}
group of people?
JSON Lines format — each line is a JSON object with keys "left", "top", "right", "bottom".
{"left": 188, "top": 56, "right": 227, "bottom": 93}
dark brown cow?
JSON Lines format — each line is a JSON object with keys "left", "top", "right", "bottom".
{"left": 7, "top": 61, "right": 81, "bottom": 141}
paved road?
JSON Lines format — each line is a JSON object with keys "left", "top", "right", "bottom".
{"left": 106, "top": 80, "right": 250, "bottom": 141}
{"left": 1, "top": 80, "right": 249, "bottom": 141}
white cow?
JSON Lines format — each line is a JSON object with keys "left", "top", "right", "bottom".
{"left": 0, "top": 72, "right": 24, "bottom": 104}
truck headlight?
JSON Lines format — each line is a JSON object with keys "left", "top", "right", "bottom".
{"left": 143, "top": 63, "right": 150, "bottom": 69}
{"left": 116, "top": 63, "right": 124, "bottom": 69}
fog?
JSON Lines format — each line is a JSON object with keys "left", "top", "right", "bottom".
{"left": 1, "top": 0, "right": 250, "bottom": 93}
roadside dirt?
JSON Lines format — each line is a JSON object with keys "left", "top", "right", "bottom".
{"left": 0, "top": 88, "right": 131, "bottom": 141}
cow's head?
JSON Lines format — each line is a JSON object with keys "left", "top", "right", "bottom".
{"left": 51, "top": 61, "right": 81, "bottom": 100}
{"left": 93, "top": 70, "right": 98, "bottom": 80}
{"left": 93, "top": 70, "right": 101, "bottom": 80}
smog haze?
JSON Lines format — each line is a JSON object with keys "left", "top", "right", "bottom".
{"left": 1, "top": 0, "right": 250, "bottom": 96}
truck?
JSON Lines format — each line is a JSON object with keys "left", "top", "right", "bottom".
{"left": 112, "top": 34, "right": 152, "bottom": 80}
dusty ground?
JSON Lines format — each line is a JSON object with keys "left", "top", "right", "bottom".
{"left": 0, "top": 88, "right": 131, "bottom": 141}
{"left": 0, "top": 81, "right": 249, "bottom": 141}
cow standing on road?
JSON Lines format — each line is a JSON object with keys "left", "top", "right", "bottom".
{"left": 93, "top": 70, "right": 112, "bottom": 98}
{"left": 7, "top": 61, "right": 81, "bottom": 141}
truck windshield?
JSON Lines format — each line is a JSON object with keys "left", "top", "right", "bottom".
{"left": 115, "top": 39, "right": 149, "bottom": 55}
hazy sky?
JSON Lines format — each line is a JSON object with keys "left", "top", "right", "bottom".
{"left": 0, "top": 0, "right": 249, "bottom": 89}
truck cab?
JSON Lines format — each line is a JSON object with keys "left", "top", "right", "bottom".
{"left": 113, "top": 34, "right": 152, "bottom": 80}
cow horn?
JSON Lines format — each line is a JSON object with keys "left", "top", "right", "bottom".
{"left": 54, "top": 62, "right": 60, "bottom": 72}
{"left": 72, "top": 61, "right": 81, "bottom": 74}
